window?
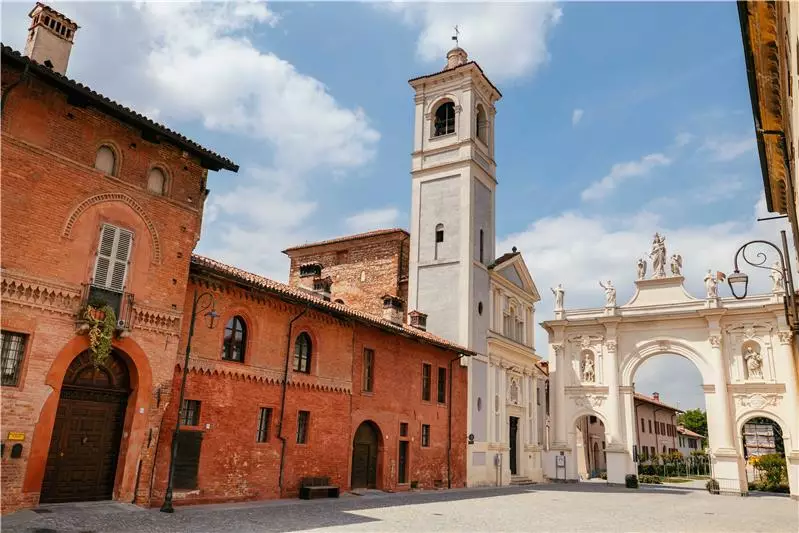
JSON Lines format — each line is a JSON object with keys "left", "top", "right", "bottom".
{"left": 434, "top": 224, "right": 444, "bottom": 260}
{"left": 422, "top": 363, "right": 432, "bottom": 401}
{"left": 661, "top": 422, "right": 666, "bottom": 434}
{"left": 421, "top": 424, "right": 430, "bottom": 447}
{"left": 437, "top": 367, "right": 447, "bottom": 403}
{"left": 650, "top": 446, "right": 655, "bottom": 457}
{"left": 1, "top": 331, "right": 27, "bottom": 386}
{"left": 475, "top": 105, "right": 486, "bottom": 142}
{"left": 256, "top": 407, "right": 272, "bottom": 442}
{"left": 221, "top": 316, "right": 246, "bottom": 362}
{"left": 147, "top": 167, "right": 166, "bottom": 195}
{"left": 180, "top": 399, "right": 201, "bottom": 426}
{"left": 433, "top": 101, "right": 455, "bottom": 136}
{"left": 479, "top": 229, "right": 484, "bottom": 264}
{"left": 589, "top": 415, "right": 597, "bottom": 425}
{"left": 296, "top": 411, "right": 310, "bottom": 444}
{"left": 293, "top": 332, "right": 312, "bottom": 373}
{"left": 94, "top": 146, "right": 116, "bottom": 175}
{"left": 648, "top": 420, "right": 652, "bottom": 433}
{"left": 503, "top": 300, "right": 525, "bottom": 343}
{"left": 400, "top": 422, "right": 408, "bottom": 437}
{"left": 641, "top": 418, "right": 645, "bottom": 433}
{"left": 363, "top": 348, "right": 374, "bottom": 392}
{"left": 93, "top": 224, "right": 133, "bottom": 294}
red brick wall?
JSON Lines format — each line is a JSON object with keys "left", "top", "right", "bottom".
{"left": 148, "top": 273, "right": 467, "bottom": 505}
{"left": 1, "top": 61, "right": 213, "bottom": 514}
{"left": 285, "top": 232, "right": 410, "bottom": 317}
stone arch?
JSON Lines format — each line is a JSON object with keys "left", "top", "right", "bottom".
{"left": 351, "top": 419, "right": 384, "bottom": 490}
{"left": 735, "top": 410, "right": 792, "bottom": 451}
{"left": 620, "top": 338, "right": 713, "bottom": 388}
{"left": 425, "top": 94, "right": 461, "bottom": 116}
{"left": 571, "top": 408, "right": 609, "bottom": 429}
{"left": 62, "top": 192, "right": 162, "bottom": 264}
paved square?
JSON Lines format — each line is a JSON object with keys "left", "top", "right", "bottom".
{"left": 6, "top": 482, "right": 797, "bottom": 533}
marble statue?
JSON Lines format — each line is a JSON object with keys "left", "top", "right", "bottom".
{"left": 770, "top": 261, "right": 785, "bottom": 293}
{"left": 637, "top": 258, "right": 647, "bottom": 280}
{"left": 704, "top": 270, "right": 718, "bottom": 299}
{"left": 599, "top": 280, "right": 616, "bottom": 307}
{"left": 551, "top": 284, "right": 565, "bottom": 310}
{"left": 670, "top": 254, "right": 683, "bottom": 276}
{"left": 744, "top": 345, "right": 764, "bottom": 380}
{"left": 650, "top": 233, "right": 667, "bottom": 278}
{"left": 582, "top": 353, "right": 595, "bottom": 383}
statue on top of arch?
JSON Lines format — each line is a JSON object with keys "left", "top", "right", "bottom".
{"left": 650, "top": 233, "right": 667, "bottom": 278}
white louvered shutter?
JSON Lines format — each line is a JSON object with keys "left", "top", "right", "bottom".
{"left": 93, "top": 224, "right": 133, "bottom": 292}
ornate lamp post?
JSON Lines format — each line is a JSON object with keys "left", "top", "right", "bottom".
{"left": 160, "top": 289, "right": 218, "bottom": 513}
{"left": 729, "top": 229, "right": 798, "bottom": 331}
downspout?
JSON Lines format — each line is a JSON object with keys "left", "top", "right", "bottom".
{"left": 1, "top": 63, "right": 30, "bottom": 113}
{"left": 277, "top": 304, "right": 309, "bottom": 496}
{"left": 448, "top": 352, "right": 470, "bottom": 489}
{"left": 634, "top": 402, "right": 641, "bottom": 461}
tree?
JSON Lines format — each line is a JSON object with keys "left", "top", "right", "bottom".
{"left": 677, "top": 409, "right": 707, "bottom": 438}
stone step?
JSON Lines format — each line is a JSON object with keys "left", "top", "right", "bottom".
{"left": 510, "top": 476, "right": 536, "bottom": 486}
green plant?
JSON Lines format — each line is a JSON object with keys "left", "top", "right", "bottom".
{"left": 706, "top": 479, "right": 719, "bottom": 494}
{"left": 83, "top": 304, "right": 116, "bottom": 367}
{"left": 410, "top": 480, "right": 419, "bottom": 489}
{"left": 638, "top": 475, "right": 662, "bottom": 484}
{"left": 751, "top": 454, "right": 788, "bottom": 491}
{"left": 625, "top": 474, "right": 639, "bottom": 489}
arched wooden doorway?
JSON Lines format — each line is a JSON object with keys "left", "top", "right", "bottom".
{"left": 40, "top": 351, "right": 131, "bottom": 503}
{"left": 351, "top": 421, "right": 380, "bottom": 489}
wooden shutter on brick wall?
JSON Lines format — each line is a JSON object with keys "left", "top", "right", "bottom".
{"left": 173, "top": 430, "right": 203, "bottom": 490}
{"left": 93, "top": 224, "right": 133, "bottom": 292}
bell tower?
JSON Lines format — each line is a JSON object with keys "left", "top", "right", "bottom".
{"left": 407, "top": 45, "right": 501, "bottom": 354}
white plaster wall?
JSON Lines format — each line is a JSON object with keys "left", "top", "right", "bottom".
{"left": 472, "top": 178, "right": 493, "bottom": 264}
{"left": 471, "top": 359, "right": 488, "bottom": 441}
{"left": 418, "top": 176, "right": 461, "bottom": 264}
{"left": 417, "top": 263, "right": 461, "bottom": 342}
{"left": 472, "top": 267, "right": 490, "bottom": 354}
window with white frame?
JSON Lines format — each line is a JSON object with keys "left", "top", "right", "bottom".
{"left": 503, "top": 298, "right": 525, "bottom": 343}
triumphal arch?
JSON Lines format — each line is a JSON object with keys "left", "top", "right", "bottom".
{"left": 542, "top": 235, "right": 799, "bottom": 497}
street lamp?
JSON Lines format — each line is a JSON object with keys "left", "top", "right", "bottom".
{"left": 729, "top": 229, "right": 798, "bottom": 331}
{"left": 160, "top": 289, "right": 218, "bottom": 513}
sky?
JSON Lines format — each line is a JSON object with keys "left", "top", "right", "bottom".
{"left": 2, "top": 0, "right": 789, "bottom": 411}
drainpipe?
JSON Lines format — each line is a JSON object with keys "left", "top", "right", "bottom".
{"left": 1, "top": 63, "right": 30, "bottom": 113}
{"left": 447, "top": 352, "right": 470, "bottom": 489}
{"left": 634, "top": 402, "right": 642, "bottom": 461}
{"left": 277, "top": 304, "right": 309, "bottom": 496}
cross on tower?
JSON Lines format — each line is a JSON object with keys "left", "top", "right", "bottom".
{"left": 452, "top": 25, "right": 460, "bottom": 47}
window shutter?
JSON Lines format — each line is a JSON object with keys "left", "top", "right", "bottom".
{"left": 93, "top": 224, "right": 133, "bottom": 292}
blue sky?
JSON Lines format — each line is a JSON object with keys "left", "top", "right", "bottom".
{"left": 2, "top": 1, "right": 786, "bottom": 410}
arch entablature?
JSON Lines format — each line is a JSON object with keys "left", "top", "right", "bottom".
{"left": 619, "top": 338, "right": 713, "bottom": 388}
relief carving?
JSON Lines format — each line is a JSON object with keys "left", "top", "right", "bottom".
{"left": 735, "top": 393, "right": 781, "bottom": 409}
{"left": 574, "top": 395, "right": 605, "bottom": 408}
{"left": 709, "top": 335, "right": 721, "bottom": 348}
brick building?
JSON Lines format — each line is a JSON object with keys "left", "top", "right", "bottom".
{"left": 1, "top": 4, "right": 471, "bottom": 514}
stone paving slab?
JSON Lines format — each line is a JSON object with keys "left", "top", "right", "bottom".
{"left": 3, "top": 482, "right": 796, "bottom": 533}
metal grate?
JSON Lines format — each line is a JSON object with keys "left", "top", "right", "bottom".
{"left": 1, "top": 331, "right": 27, "bottom": 386}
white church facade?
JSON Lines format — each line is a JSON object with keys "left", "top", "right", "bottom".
{"left": 406, "top": 47, "right": 548, "bottom": 486}
{"left": 542, "top": 236, "right": 799, "bottom": 497}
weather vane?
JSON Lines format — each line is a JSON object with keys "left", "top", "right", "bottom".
{"left": 452, "top": 25, "right": 460, "bottom": 47}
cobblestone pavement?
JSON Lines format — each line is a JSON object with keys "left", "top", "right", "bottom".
{"left": 4, "top": 482, "right": 797, "bottom": 533}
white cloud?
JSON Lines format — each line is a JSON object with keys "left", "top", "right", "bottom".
{"left": 571, "top": 108, "right": 584, "bottom": 126}
{"left": 383, "top": 2, "right": 562, "bottom": 81}
{"left": 674, "top": 132, "right": 694, "bottom": 147}
{"left": 581, "top": 153, "right": 671, "bottom": 201}
{"left": 500, "top": 195, "right": 788, "bottom": 358}
{"left": 701, "top": 136, "right": 756, "bottom": 162}
{"left": 345, "top": 207, "right": 401, "bottom": 233}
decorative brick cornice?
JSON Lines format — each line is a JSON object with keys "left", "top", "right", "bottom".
{"left": 132, "top": 304, "right": 182, "bottom": 335}
{"left": 0, "top": 269, "right": 82, "bottom": 316}
{"left": 63, "top": 192, "right": 163, "bottom": 264}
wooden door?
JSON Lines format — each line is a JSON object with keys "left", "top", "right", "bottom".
{"left": 351, "top": 422, "right": 378, "bottom": 489}
{"left": 40, "top": 388, "right": 127, "bottom": 503}
{"left": 398, "top": 441, "right": 409, "bottom": 484}
{"left": 509, "top": 416, "right": 519, "bottom": 475}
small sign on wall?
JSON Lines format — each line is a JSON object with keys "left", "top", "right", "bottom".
{"left": 7, "top": 432, "right": 25, "bottom": 441}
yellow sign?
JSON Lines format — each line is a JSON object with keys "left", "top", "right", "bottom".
{"left": 7, "top": 432, "right": 24, "bottom": 441}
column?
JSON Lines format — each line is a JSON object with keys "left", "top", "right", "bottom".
{"left": 777, "top": 331, "right": 799, "bottom": 499}
{"left": 603, "top": 326, "right": 622, "bottom": 445}
{"left": 708, "top": 334, "right": 734, "bottom": 452}
{"left": 553, "top": 343, "right": 567, "bottom": 446}
{"left": 531, "top": 375, "right": 540, "bottom": 446}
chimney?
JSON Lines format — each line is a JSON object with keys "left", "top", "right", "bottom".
{"left": 312, "top": 276, "right": 333, "bottom": 302}
{"left": 382, "top": 294, "right": 404, "bottom": 325}
{"left": 652, "top": 392, "right": 660, "bottom": 401}
{"left": 297, "top": 262, "right": 322, "bottom": 290}
{"left": 24, "top": 3, "right": 79, "bottom": 75}
{"left": 408, "top": 310, "right": 428, "bottom": 331}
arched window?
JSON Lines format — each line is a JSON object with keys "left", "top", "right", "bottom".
{"left": 475, "top": 105, "right": 486, "bottom": 142}
{"left": 221, "top": 316, "right": 246, "bottom": 362}
{"left": 147, "top": 168, "right": 166, "bottom": 195}
{"left": 94, "top": 146, "right": 117, "bottom": 176}
{"left": 434, "top": 223, "right": 444, "bottom": 260}
{"left": 433, "top": 101, "right": 455, "bottom": 137}
{"left": 294, "top": 332, "right": 312, "bottom": 373}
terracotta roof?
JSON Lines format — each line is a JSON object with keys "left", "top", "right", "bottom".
{"left": 488, "top": 251, "right": 519, "bottom": 269}
{"left": 633, "top": 393, "right": 683, "bottom": 413}
{"left": 1, "top": 44, "right": 238, "bottom": 172}
{"left": 282, "top": 228, "right": 409, "bottom": 253}
{"left": 408, "top": 60, "right": 502, "bottom": 98}
{"left": 191, "top": 254, "right": 476, "bottom": 356}
{"left": 677, "top": 426, "right": 704, "bottom": 439}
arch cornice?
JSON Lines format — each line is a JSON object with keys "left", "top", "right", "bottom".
{"left": 62, "top": 192, "right": 162, "bottom": 264}
{"left": 734, "top": 410, "right": 792, "bottom": 449}
{"left": 620, "top": 338, "right": 712, "bottom": 387}
{"left": 425, "top": 94, "right": 461, "bottom": 115}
